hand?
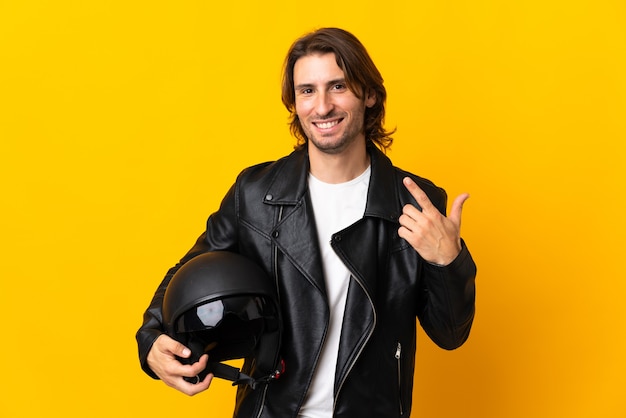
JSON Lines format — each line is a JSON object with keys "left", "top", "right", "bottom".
{"left": 146, "top": 334, "right": 212, "bottom": 396}
{"left": 398, "top": 177, "right": 469, "bottom": 266}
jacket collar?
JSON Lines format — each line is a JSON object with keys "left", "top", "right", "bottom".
{"left": 264, "top": 144, "right": 402, "bottom": 223}
{"left": 363, "top": 144, "right": 402, "bottom": 223}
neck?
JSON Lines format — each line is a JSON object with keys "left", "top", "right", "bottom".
{"left": 308, "top": 140, "right": 370, "bottom": 184}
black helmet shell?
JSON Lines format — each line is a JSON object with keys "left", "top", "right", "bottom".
{"left": 162, "top": 251, "right": 281, "bottom": 387}
{"left": 163, "top": 251, "right": 276, "bottom": 333}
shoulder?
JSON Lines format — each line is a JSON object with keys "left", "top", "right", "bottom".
{"left": 236, "top": 149, "right": 304, "bottom": 183}
{"left": 231, "top": 149, "right": 309, "bottom": 206}
{"left": 234, "top": 158, "right": 289, "bottom": 192}
{"left": 392, "top": 166, "right": 447, "bottom": 215}
{"left": 369, "top": 145, "right": 447, "bottom": 213}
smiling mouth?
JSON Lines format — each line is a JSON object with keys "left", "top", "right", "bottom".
{"left": 314, "top": 119, "right": 341, "bottom": 129}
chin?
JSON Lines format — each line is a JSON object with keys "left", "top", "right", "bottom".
{"left": 308, "top": 137, "right": 349, "bottom": 154}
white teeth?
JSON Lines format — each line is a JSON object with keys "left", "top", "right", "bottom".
{"left": 315, "top": 120, "right": 339, "bottom": 129}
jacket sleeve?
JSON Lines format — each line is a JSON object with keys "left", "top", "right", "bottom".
{"left": 417, "top": 239, "right": 477, "bottom": 350}
{"left": 407, "top": 176, "right": 477, "bottom": 350}
{"left": 135, "top": 181, "right": 240, "bottom": 378}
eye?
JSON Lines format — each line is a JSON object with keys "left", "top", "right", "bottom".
{"left": 331, "top": 83, "right": 346, "bottom": 91}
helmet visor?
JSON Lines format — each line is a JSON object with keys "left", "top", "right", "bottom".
{"left": 175, "top": 295, "right": 276, "bottom": 361}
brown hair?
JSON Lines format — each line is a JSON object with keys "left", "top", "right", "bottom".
{"left": 281, "top": 27, "right": 395, "bottom": 151}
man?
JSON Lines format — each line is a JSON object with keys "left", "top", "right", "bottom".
{"left": 137, "top": 27, "right": 476, "bottom": 417}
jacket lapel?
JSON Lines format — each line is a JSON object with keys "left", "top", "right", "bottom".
{"left": 332, "top": 146, "right": 403, "bottom": 388}
{"left": 263, "top": 149, "right": 327, "bottom": 295}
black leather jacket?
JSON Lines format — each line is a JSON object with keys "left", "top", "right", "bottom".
{"left": 137, "top": 145, "right": 476, "bottom": 417}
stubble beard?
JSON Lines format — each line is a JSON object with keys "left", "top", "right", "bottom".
{"left": 307, "top": 130, "right": 352, "bottom": 155}
{"left": 303, "top": 111, "right": 366, "bottom": 156}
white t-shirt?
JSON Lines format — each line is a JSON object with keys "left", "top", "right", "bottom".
{"left": 298, "top": 166, "right": 371, "bottom": 418}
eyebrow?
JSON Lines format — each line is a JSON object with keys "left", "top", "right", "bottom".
{"left": 295, "top": 78, "right": 346, "bottom": 91}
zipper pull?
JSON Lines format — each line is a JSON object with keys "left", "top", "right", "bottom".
{"left": 395, "top": 342, "right": 401, "bottom": 359}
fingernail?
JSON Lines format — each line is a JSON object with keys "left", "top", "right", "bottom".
{"left": 182, "top": 348, "right": 191, "bottom": 357}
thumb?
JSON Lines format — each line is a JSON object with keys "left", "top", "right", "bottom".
{"left": 159, "top": 334, "right": 191, "bottom": 358}
{"left": 176, "top": 343, "right": 192, "bottom": 359}
{"left": 449, "top": 193, "right": 470, "bottom": 228}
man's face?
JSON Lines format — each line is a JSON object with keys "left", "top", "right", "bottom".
{"left": 293, "top": 53, "right": 375, "bottom": 155}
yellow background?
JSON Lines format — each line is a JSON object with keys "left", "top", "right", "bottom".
{"left": 1, "top": 0, "right": 625, "bottom": 417}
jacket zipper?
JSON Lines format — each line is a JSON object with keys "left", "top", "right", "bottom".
{"left": 255, "top": 206, "right": 285, "bottom": 418}
{"left": 255, "top": 384, "right": 270, "bottom": 418}
{"left": 395, "top": 342, "right": 404, "bottom": 416}
{"left": 273, "top": 206, "right": 284, "bottom": 306}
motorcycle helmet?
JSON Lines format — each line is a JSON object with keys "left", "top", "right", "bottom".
{"left": 162, "top": 251, "right": 283, "bottom": 389}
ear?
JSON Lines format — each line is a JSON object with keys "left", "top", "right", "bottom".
{"left": 365, "top": 89, "right": 376, "bottom": 108}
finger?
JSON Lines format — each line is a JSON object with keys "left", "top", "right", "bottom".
{"left": 181, "top": 372, "right": 213, "bottom": 396}
{"left": 178, "top": 355, "right": 212, "bottom": 395}
{"left": 401, "top": 203, "right": 423, "bottom": 223}
{"left": 449, "top": 193, "right": 470, "bottom": 228}
{"left": 398, "top": 212, "right": 418, "bottom": 233}
{"left": 189, "top": 354, "right": 209, "bottom": 374}
{"left": 157, "top": 334, "right": 191, "bottom": 358}
{"left": 403, "top": 177, "right": 435, "bottom": 213}
{"left": 174, "top": 342, "right": 192, "bottom": 359}
{"left": 174, "top": 352, "right": 208, "bottom": 380}
{"left": 195, "top": 372, "right": 213, "bottom": 390}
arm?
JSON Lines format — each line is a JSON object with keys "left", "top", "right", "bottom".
{"left": 417, "top": 240, "right": 476, "bottom": 349}
{"left": 398, "top": 177, "right": 476, "bottom": 349}
{"left": 135, "top": 181, "right": 240, "bottom": 391}
{"left": 135, "top": 232, "right": 215, "bottom": 378}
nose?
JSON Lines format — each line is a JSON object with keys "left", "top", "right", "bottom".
{"left": 314, "top": 91, "right": 334, "bottom": 117}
